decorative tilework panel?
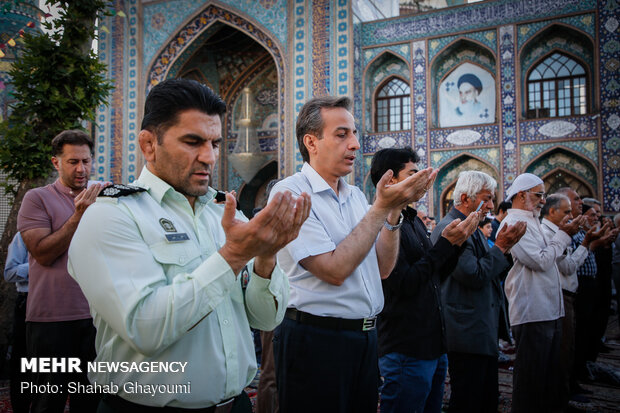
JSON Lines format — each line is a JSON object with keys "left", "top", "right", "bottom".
{"left": 430, "top": 148, "right": 501, "bottom": 170}
{"left": 334, "top": 0, "right": 351, "bottom": 97}
{"left": 525, "top": 150, "right": 597, "bottom": 188}
{"left": 499, "top": 25, "right": 518, "bottom": 191}
{"left": 354, "top": 22, "right": 365, "bottom": 188}
{"left": 520, "top": 140, "right": 599, "bottom": 168}
{"left": 428, "top": 30, "right": 497, "bottom": 62}
{"left": 517, "top": 13, "right": 596, "bottom": 48}
{"left": 363, "top": 44, "right": 411, "bottom": 66}
{"left": 362, "top": 0, "right": 596, "bottom": 46}
{"left": 293, "top": 0, "right": 309, "bottom": 174}
{"left": 125, "top": 0, "right": 139, "bottom": 183}
{"left": 412, "top": 40, "right": 429, "bottom": 212}
{"left": 142, "top": 0, "right": 287, "bottom": 73}
{"left": 519, "top": 116, "right": 598, "bottom": 142}
{"left": 362, "top": 131, "right": 412, "bottom": 154}
{"left": 312, "top": 0, "right": 331, "bottom": 95}
{"left": 429, "top": 125, "right": 500, "bottom": 149}
{"left": 145, "top": 4, "right": 287, "bottom": 181}
{"left": 598, "top": 0, "right": 620, "bottom": 211}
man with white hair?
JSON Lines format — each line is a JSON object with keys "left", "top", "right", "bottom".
{"left": 540, "top": 194, "right": 589, "bottom": 406}
{"left": 431, "top": 171, "right": 526, "bottom": 413}
{"left": 501, "top": 173, "right": 582, "bottom": 412}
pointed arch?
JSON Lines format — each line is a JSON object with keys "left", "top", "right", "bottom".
{"left": 363, "top": 50, "right": 411, "bottom": 133}
{"left": 145, "top": 3, "right": 288, "bottom": 178}
{"left": 524, "top": 148, "right": 597, "bottom": 197}
{"left": 519, "top": 24, "right": 594, "bottom": 118}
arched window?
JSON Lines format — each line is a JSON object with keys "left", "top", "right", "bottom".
{"left": 527, "top": 52, "right": 587, "bottom": 118}
{"left": 376, "top": 77, "right": 411, "bottom": 132}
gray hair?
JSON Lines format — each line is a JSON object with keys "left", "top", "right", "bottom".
{"left": 296, "top": 96, "right": 352, "bottom": 163}
{"left": 582, "top": 197, "right": 601, "bottom": 207}
{"left": 453, "top": 171, "right": 497, "bottom": 206}
{"left": 613, "top": 213, "right": 620, "bottom": 227}
{"left": 541, "top": 193, "right": 570, "bottom": 217}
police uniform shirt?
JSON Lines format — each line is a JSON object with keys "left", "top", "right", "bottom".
{"left": 67, "top": 166, "right": 289, "bottom": 408}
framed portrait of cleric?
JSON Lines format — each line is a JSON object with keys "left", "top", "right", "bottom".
{"left": 438, "top": 62, "right": 496, "bottom": 128}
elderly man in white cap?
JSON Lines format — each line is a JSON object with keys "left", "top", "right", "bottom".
{"left": 500, "top": 173, "right": 582, "bottom": 413}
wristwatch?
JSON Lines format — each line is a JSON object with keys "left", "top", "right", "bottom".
{"left": 384, "top": 212, "right": 404, "bottom": 231}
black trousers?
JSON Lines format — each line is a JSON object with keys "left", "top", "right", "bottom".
{"left": 511, "top": 319, "right": 562, "bottom": 413}
{"left": 273, "top": 317, "right": 379, "bottom": 413}
{"left": 26, "top": 319, "right": 100, "bottom": 413}
{"left": 575, "top": 276, "right": 598, "bottom": 376}
{"left": 446, "top": 352, "right": 498, "bottom": 413}
{"left": 9, "top": 293, "right": 31, "bottom": 413}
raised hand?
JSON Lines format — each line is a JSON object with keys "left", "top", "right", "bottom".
{"left": 74, "top": 183, "right": 102, "bottom": 217}
{"left": 441, "top": 211, "right": 480, "bottom": 246}
{"left": 219, "top": 191, "right": 311, "bottom": 277}
{"left": 375, "top": 167, "right": 439, "bottom": 212}
{"left": 559, "top": 215, "right": 585, "bottom": 236}
{"left": 494, "top": 221, "right": 527, "bottom": 253}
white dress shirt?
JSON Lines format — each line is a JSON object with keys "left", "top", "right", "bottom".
{"left": 269, "top": 163, "right": 384, "bottom": 319}
{"left": 540, "top": 218, "right": 588, "bottom": 293}
{"left": 68, "top": 167, "right": 288, "bottom": 408}
{"left": 501, "top": 209, "right": 569, "bottom": 326}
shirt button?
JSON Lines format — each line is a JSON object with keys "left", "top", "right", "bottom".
{"left": 179, "top": 256, "right": 186, "bottom": 265}
{"left": 223, "top": 319, "right": 229, "bottom": 325}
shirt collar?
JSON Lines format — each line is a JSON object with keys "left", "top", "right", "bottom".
{"left": 135, "top": 166, "right": 216, "bottom": 206}
{"left": 541, "top": 218, "right": 559, "bottom": 232}
{"left": 301, "top": 162, "right": 351, "bottom": 199}
{"left": 507, "top": 208, "right": 537, "bottom": 220}
{"left": 450, "top": 206, "right": 467, "bottom": 220}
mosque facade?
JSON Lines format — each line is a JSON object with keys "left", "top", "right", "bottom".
{"left": 1, "top": 0, "right": 619, "bottom": 219}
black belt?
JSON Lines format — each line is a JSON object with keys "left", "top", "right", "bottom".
{"left": 102, "top": 394, "right": 236, "bottom": 413}
{"left": 562, "top": 289, "right": 577, "bottom": 298}
{"left": 285, "top": 308, "right": 376, "bottom": 331}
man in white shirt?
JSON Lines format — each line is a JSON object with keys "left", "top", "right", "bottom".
{"left": 68, "top": 79, "right": 311, "bottom": 412}
{"left": 270, "top": 96, "right": 437, "bottom": 412}
{"left": 540, "top": 194, "right": 590, "bottom": 407}
{"left": 501, "top": 174, "right": 582, "bottom": 412}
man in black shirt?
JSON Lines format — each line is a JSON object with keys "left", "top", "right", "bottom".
{"left": 370, "top": 148, "right": 479, "bottom": 413}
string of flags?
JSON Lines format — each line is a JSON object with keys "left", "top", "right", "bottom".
{"left": 0, "top": 5, "right": 126, "bottom": 60}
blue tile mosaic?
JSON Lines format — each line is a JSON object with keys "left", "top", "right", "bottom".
{"left": 519, "top": 116, "right": 598, "bottom": 142}
{"left": 430, "top": 125, "right": 500, "bottom": 149}
{"left": 517, "top": 14, "right": 596, "bottom": 48}
{"left": 362, "top": 0, "right": 596, "bottom": 46}
{"left": 520, "top": 140, "right": 599, "bottom": 168}
{"left": 598, "top": 0, "right": 620, "bottom": 211}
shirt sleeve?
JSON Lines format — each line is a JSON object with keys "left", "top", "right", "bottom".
{"left": 17, "top": 189, "right": 52, "bottom": 233}
{"left": 268, "top": 184, "right": 336, "bottom": 263}
{"left": 244, "top": 262, "right": 289, "bottom": 331}
{"left": 4, "top": 233, "right": 29, "bottom": 283}
{"left": 510, "top": 220, "right": 572, "bottom": 272}
{"left": 68, "top": 200, "right": 240, "bottom": 357}
{"left": 557, "top": 245, "right": 589, "bottom": 276}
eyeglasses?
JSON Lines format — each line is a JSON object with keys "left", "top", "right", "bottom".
{"left": 526, "top": 190, "right": 546, "bottom": 199}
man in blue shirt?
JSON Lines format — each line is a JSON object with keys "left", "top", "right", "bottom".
{"left": 271, "top": 96, "right": 438, "bottom": 412}
{"left": 4, "top": 232, "right": 31, "bottom": 413}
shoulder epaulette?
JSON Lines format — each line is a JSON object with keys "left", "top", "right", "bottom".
{"left": 98, "top": 184, "right": 147, "bottom": 198}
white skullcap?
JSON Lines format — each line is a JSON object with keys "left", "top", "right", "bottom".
{"left": 505, "top": 173, "right": 544, "bottom": 201}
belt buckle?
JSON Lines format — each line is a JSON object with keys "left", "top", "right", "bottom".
{"left": 362, "top": 317, "right": 376, "bottom": 331}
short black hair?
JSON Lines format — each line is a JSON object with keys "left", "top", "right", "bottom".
{"left": 51, "top": 130, "right": 94, "bottom": 156}
{"left": 497, "top": 201, "right": 512, "bottom": 214}
{"left": 141, "top": 78, "right": 227, "bottom": 142}
{"left": 370, "top": 147, "right": 420, "bottom": 187}
{"left": 296, "top": 96, "right": 352, "bottom": 163}
{"left": 479, "top": 217, "right": 492, "bottom": 228}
